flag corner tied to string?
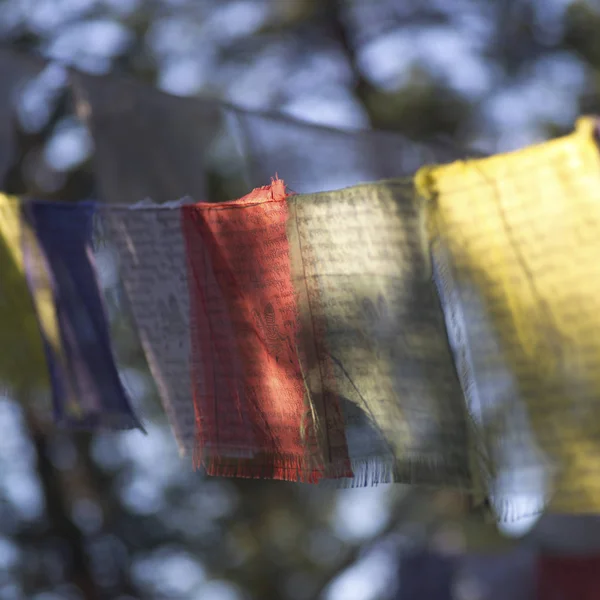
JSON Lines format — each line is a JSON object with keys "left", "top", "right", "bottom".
{"left": 181, "top": 177, "right": 354, "bottom": 483}
{"left": 22, "top": 199, "right": 142, "bottom": 431}
{"left": 415, "top": 115, "right": 600, "bottom": 520}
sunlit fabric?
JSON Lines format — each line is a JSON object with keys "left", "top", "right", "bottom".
{"left": 291, "top": 182, "right": 470, "bottom": 488}
{"left": 0, "top": 193, "right": 49, "bottom": 396}
{"left": 536, "top": 555, "right": 600, "bottom": 599}
{"left": 182, "top": 179, "right": 352, "bottom": 482}
{"left": 23, "top": 200, "right": 141, "bottom": 429}
{"left": 416, "top": 117, "right": 600, "bottom": 518}
{"left": 99, "top": 199, "right": 196, "bottom": 455}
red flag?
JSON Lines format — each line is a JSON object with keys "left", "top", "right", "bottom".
{"left": 182, "top": 179, "right": 351, "bottom": 482}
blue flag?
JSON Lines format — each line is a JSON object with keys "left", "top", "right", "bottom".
{"left": 22, "top": 200, "right": 142, "bottom": 430}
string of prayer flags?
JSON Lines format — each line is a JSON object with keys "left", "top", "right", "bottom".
{"left": 416, "top": 116, "right": 600, "bottom": 519}
{"left": 22, "top": 201, "right": 142, "bottom": 429}
{"left": 98, "top": 200, "right": 197, "bottom": 456}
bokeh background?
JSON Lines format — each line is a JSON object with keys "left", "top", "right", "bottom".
{"left": 1, "top": 1, "right": 600, "bottom": 598}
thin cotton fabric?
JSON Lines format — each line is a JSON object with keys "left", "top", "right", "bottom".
{"left": 182, "top": 180, "right": 352, "bottom": 482}
{"left": 99, "top": 200, "right": 196, "bottom": 455}
{"left": 22, "top": 201, "right": 141, "bottom": 429}
{"left": 416, "top": 117, "right": 600, "bottom": 518}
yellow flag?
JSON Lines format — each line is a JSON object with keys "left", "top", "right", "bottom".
{"left": 0, "top": 194, "right": 49, "bottom": 397}
{"left": 417, "top": 117, "right": 600, "bottom": 516}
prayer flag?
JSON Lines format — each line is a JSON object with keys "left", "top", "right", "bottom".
{"left": 417, "top": 117, "right": 600, "bottom": 517}
{"left": 99, "top": 200, "right": 197, "bottom": 454}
